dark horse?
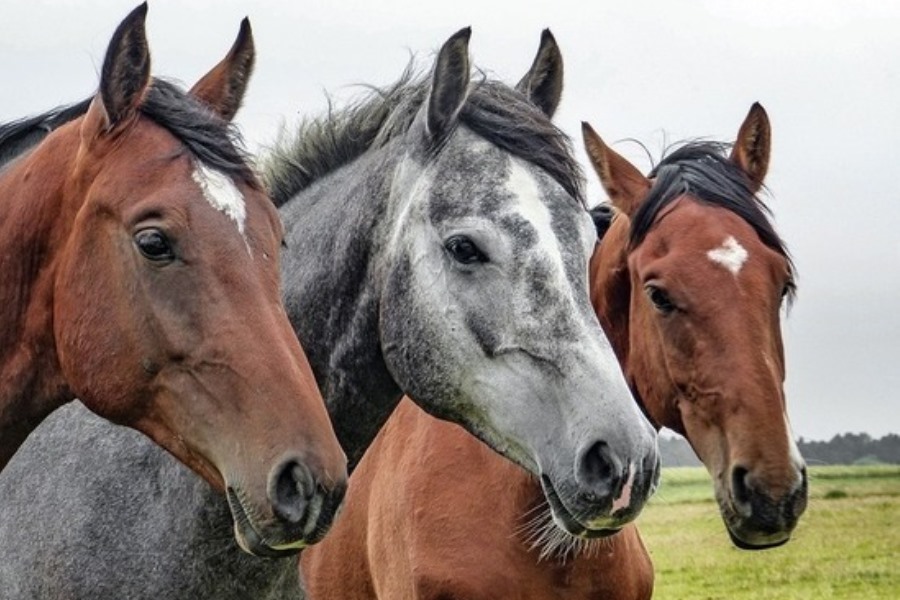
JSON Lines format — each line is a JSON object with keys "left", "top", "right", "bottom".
{"left": 299, "top": 104, "right": 808, "bottom": 599}
{"left": 0, "top": 28, "right": 657, "bottom": 598}
{"left": 0, "top": 4, "right": 347, "bottom": 557}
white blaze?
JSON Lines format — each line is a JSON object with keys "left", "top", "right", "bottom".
{"left": 191, "top": 162, "right": 247, "bottom": 242}
{"left": 707, "top": 235, "right": 748, "bottom": 275}
{"left": 785, "top": 413, "right": 806, "bottom": 477}
{"left": 507, "top": 160, "right": 575, "bottom": 307}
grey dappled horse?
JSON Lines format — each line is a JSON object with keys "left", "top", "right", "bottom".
{"left": 0, "top": 29, "right": 658, "bottom": 598}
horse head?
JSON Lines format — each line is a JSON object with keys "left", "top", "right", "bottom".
{"left": 46, "top": 6, "right": 346, "bottom": 555}
{"left": 585, "top": 105, "right": 807, "bottom": 548}
{"left": 377, "top": 29, "right": 659, "bottom": 537}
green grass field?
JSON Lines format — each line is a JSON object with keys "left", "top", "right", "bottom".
{"left": 640, "top": 465, "right": 900, "bottom": 599}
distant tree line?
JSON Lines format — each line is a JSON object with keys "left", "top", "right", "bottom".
{"left": 658, "top": 433, "right": 900, "bottom": 468}
{"left": 797, "top": 433, "right": 900, "bottom": 466}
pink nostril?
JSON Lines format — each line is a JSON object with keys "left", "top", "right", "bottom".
{"left": 611, "top": 468, "right": 635, "bottom": 513}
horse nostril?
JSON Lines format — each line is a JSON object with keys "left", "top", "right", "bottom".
{"left": 731, "top": 465, "right": 752, "bottom": 508}
{"left": 578, "top": 441, "right": 620, "bottom": 498}
{"left": 268, "top": 459, "right": 314, "bottom": 524}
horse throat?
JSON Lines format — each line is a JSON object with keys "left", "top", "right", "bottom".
{"left": 278, "top": 155, "right": 406, "bottom": 473}
{"left": 0, "top": 142, "right": 77, "bottom": 469}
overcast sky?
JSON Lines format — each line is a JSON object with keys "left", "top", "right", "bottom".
{"left": 2, "top": 0, "right": 897, "bottom": 441}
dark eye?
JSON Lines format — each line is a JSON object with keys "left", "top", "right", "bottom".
{"left": 781, "top": 280, "right": 795, "bottom": 299}
{"left": 135, "top": 228, "right": 174, "bottom": 262}
{"left": 645, "top": 284, "right": 676, "bottom": 314}
{"left": 445, "top": 235, "right": 488, "bottom": 265}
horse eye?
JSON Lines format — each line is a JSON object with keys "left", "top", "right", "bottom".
{"left": 445, "top": 235, "right": 488, "bottom": 265}
{"left": 645, "top": 284, "right": 676, "bottom": 314}
{"left": 781, "top": 281, "right": 794, "bottom": 299}
{"left": 135, "top": 228, "right": 174, "bottom": 262}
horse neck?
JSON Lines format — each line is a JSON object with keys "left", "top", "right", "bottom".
{"left": 278, "top": 147, "right": 404, "bottom": 472}
{"left": 0, "top": 125, "right": 82, "bottom": 466}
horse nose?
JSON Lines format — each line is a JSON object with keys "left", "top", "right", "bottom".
{"left": 268, "top": 458, "right": 316, "bottom": 524}
{"left": 304, "top": 480, "right": 348, "bottom": 544}
{"left": 576, "top": 440, "right": 624, "bottom": 501}
{"left": 730, "top": 462, "right": 808, "bottom": 529}
{"left": 730, "top": 465, "right": 754, "bottom": 517}
{"left": 789, "top": 465, "right": 810, "bottom": 521}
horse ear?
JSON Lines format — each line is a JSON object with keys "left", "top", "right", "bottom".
{"left": 95, "top": 3, "right": 151, "bottom": 130}
{"left": 730, "top": 102, "right": 771, "bottom": 193}
{"left": 426, "top": 27, "right": 471, "bottom": 140}
{"left": 515, "top": 29, "right": 563, "bottom": 118}
{"left": 581, "top": 122, "right": 650, "bottom": 218}
{"left": 189, "top": 18, "right": 255, "bottom": 122}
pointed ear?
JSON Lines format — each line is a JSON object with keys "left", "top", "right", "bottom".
{"left": 95, "top": 3, "right": 151, "bottom": 130}
{"left": 426, "top": 27, "right": 471, "bottom": 141}
{"left": 730, "top": 102, "right": 771, "bottom": 193}
{"left": 189, "top": 18, "right": 255, "bottom": 122}
{"left": 581, "top": 122, "right": 650, "bottom": 218}
{"left": 515, "top": 29, "right": 563, "bottom": 117}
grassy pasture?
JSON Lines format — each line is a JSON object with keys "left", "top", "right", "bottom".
{"left": 640, "top": 465, "right": 900, "bottom": 599}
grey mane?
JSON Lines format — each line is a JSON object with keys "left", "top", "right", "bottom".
{"left": 263, "top": 64, "right": 584, "bottom": 207}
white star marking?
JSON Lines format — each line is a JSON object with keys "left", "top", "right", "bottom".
{"left": 707, "top": 236, "right": 748, "bottom": 275}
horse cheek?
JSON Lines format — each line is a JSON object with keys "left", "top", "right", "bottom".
{"left": 53, "top": 232, "right": 149, "bottom": 420}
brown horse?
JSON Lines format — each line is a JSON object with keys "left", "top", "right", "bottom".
{"left": 0, "top": 5, "right": 347, "bottom": 556}
{"left": 300, "top": 103, "right": 807, "bottom": 598}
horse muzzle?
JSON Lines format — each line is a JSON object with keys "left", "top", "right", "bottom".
{"left": 540, "top": 445, "right": 660, "bottom": 538}
{"left": 226, "top": 460, "right": 347, "bottom": 557}
{"left": 719, "top": 464, "right": 808, "bottom": 550}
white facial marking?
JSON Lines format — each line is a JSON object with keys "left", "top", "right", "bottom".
{"left": 507, "top": 159, "right": 634, "bottom": 417}
{"left": 191, "top": 162, "right": 248, "bottom": 245}
{"left": 784, "top": 413, "right": 805, "bottom": 478}
{"left": 507, "top": 160, "right": 576, "bottom": 308}
{"left": 611, "top": 466, "right": 635, "bottom": 513}
{"left": 707, "top": 235, "right": 748, "bottom": 275}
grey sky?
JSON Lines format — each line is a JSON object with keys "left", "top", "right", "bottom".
{"left": 2, "top": 0, "right": 897, "bottom": 441}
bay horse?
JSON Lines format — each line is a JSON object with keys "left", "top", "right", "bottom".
{"left": 0, "top": 29, "right": 657, "bottom": 598}
{"left": 299, "top": 103, "right": 808, "bottom": 599}
{"left": 0, "top": 5, "right": 347, "bottom": 557}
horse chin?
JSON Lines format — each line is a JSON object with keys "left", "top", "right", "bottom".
{"left": 540, "top": 475, "right": 622, "bottom": 540}
{"left": 716, "top": 490, "right": 793, "bottom": 551}
{"left": 227, "top": 487, "right": 306, "bottom": 558}
{"left": 726, "top": 527, "right": 790, "bottom": 551}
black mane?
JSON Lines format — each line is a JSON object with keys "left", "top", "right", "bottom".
{"left": 632, "top": 141, "right": 795, "bottom": 297}
{"left": 141, "top": 79, "right": 256, "bottom": 186}
{"left": 0, "top": 79, "right": 255, "bottom": 185}
{"left": 263, "top": 66, "right": 583, "bottom": 207}
{"left": 0, "top": 98, "right": 92, "bottom": 167}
